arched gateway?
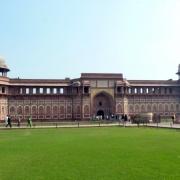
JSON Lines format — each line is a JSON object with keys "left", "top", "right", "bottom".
{"left": 93, "top": 92, "right": 114, "bottom": 119}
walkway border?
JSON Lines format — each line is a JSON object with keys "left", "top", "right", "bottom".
{"left": 1, "top": 122, "right": 180, "bottom": 130}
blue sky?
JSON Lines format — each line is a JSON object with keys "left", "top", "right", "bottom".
{"left": 0, "top": 0, "right": 180, "bottom": 80}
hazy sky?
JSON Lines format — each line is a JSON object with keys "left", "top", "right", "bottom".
{"left": 0, "top": 0, "right": 180, "bottom": 80}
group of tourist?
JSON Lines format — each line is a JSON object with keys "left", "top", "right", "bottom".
{"left": 4, "top": 115, "right": 33, "bottom": 128}
{"left": 121, "top": 114, "right": 128, "bottom": 122}
{"left": 93, "top": 114, "right": 129, "bottom": 121}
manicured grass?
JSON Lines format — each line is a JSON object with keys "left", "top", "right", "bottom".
{"left": 0, "top": 127, "right": 180, "bottom": 180}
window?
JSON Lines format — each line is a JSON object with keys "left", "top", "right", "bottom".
{"left": 146, "top": 88, "right": 149, "bottom": 94}
{"left": 47, "top": 88, "right": 50, "bottom": 94}
{"left": 40, "top": 88, "right": 43, "bottom": 94}
{"left": 99, "top": 102, "right": 102, "bottom": 106}
{"left": 157, "top": 88, "right": 161, "bottom": 94}
{"left": 84, "top": 87, "right": 89, "bottom": 93}
{"left": 117, "top": 87, "right": 121, "bottom": 93}
{"left": 152, "top": 88, "right": 155, "bottom": 93}
{"left": 20, "top": 88, "right": 23, "bottom": 94}
{"left": 67, "top": 88, "right": 72, "bottom": 95}
{"left": 53, "top": 88, "right": 57, "bottom": 94}
{"left": 140, "top": 88, "right": 143, "bottom": 94}
{"left": 60, "top": 88, "right": 64, "bottom": 94}
{"left": 134, "top": 88, "right": 137, "bottom": 94}
{"left": 33, "top": 88, "right": 36, "bottom": 94}
{"left": 26, "top": 88, "right": 29, "bottom": 94}
{"left": 2, "top": 87, "right": 5, "bottom": 93}
{"left": 169, "top": 88, "right": 172, "bottom": 94}
{"left": 76, "top": 87, "right": 79, "bottom": 94}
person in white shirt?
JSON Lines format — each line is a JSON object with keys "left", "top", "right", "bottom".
{"left": 4, "top": 115, "right": 8, "bottom": 127}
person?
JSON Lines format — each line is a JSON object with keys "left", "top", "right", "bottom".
{"left": 106, "top": 115, "right": 109, "bottom": 120}
{"left": 6, "top": 115, "right": 12, "bottom": 128}
{"left": 121, "top": 114, "right": 124, "bottom": 122}
{"left": 124, "top": 114, "right": 128, "bottom": 122}
{"left": 111, "top": 114, "right": 114, "bottom": 119}
{"left": 27, "top": 116, "right": 32, "bottom": 127}
{"left": 116, "top": 115, "right": 118, "bottom": 120}
{"left": 172, "top": 114, "right": 176, "bottom": 124}
{"left": 158, "top": 114, "right": 161, "bottom": 123}
{"left": 8, "top": 116, "right": 12, "bottom": 128}
{"left": 4, "top": 115, "right": 8, "bottom": 127}
{"left": 17, "top": 117, "right": 21, "bottom": 127}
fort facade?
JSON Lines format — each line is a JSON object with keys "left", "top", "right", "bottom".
{"left": 0, "top": 58, "right": 180, "bottom": 121}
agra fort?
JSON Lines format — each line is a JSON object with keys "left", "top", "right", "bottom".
{"left": 0, "top": 57, "right": 179, "bottom": 122}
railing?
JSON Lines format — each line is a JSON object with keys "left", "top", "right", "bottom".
{"left": 0, "top": 120, "right": 124, "bottom": 128}
{"left": 0, "top": 120, "right": 180, "bottom": 129}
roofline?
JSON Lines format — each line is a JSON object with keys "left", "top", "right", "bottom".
{"left": 10, "top": 78, "right": 70, "bottom": 82}
{"left": 81, "top": 73, "right": 123, "bottom": 79}
{"left": 0, "top": 67, "right": 10, "bottom": 72}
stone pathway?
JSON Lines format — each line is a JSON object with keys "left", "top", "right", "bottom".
{"left": 0, "top": 122, "right": 180, "bottom": 130}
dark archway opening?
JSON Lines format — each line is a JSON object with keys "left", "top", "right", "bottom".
{"left": 97, "top": 110, "right": 104, "bottom": 119}
{"left": 93, "top": 92, "right": 114, "bottom": 119}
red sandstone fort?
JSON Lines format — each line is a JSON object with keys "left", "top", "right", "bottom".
{"left": 0, "top": 57, "right": 179, "bottom": 121}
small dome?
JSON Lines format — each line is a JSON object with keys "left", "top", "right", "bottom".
{"left": 0, "top": 56, "right": 9, "bottom": 70}
{"left": 124, "top": 79, "right": 130, "bottom": 87}
{"left": 72, "top": 81, "right": 81, "bottom": 86}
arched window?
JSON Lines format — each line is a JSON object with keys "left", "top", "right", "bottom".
{"left": 46, "top": 106, "right": 51, "bottom": 115}
{"left": 53, "top": 106, "right": 58, "bottom": 115}
{"left": 60, "top": 106, "right": 65, "bottom": 114}
{"left": 76, "top": 105, "right": 81, "bottom": 114}
{"left": 32, "top": 106, "right": 37, "bottom": 115}
{"left": 129, "top": 105, "right": 134, "bottom": 113}
{"left": 117, "top": 104, "right": 122, "bottom": 113}
{"left": 24, "top": 106, "right": 30, "bottom": 115}
{"left": 10, "top": 106, "right": 16, "bottom": 115}
{"left": 17, "top": 106, "right": 23, "bottom": 115}
{"left": 152, "top": 104, "right": 157, "bottom": 112}
{"left": 84, "top": 105, "right": 90, "bottom": 115}
{"left": 141, "top": 105, "right": 145, "bottom": 112}
{"left": 159, "top": 104, "right": 163, "bottom": 112}
{"left": 135, "top": 105, "right": 139, "bottom": 113}
{"left": 165, "top": 104, "right": 169, "bottom": 112}
{"left": 170, "top": 104, "right": 174, "bottom": 112}
{"left": 176, "top": 104, "right": 179, "bottom": 112}
{"left": 39, "top": 106, "right": 44, "bottom": 115}
{"left": 147, "top": 104, "right": 151, "bottom": 112}
{"left": 67, "top": 106, "right": 72, "bottom": 114}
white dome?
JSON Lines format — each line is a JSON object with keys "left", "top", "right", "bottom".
{"left": 0, "top": 56, "right": 9, "bottom": 70}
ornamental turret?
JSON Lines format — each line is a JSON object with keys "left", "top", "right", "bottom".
{"left": 176, "top": 64, "right": 180, "bottom": 80}
{"left": 0, "top": 57, "right": 10, "bottom": 77}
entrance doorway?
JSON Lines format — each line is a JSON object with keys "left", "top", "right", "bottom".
{"left": 93, "top": 92, "right": 114, "bottom": 119}
{"left": 97, "top": 110, "right": 104, "bottom": 119}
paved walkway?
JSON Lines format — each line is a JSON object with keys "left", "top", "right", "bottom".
{"left": 146, "top": 123, "right": 180, "bottom": 129}
{"left": 0, "top": 122, "right": 180, "bottom": 130}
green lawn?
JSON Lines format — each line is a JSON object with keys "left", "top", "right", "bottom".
{"left": 0, "top": 127, "right": 180, "bottom": 180}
